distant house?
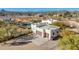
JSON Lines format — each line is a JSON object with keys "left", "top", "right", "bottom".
{"left": 0, "top": 16, "right": 15, "bottom": 22}
{"left": 42, "top": 19, "right": 57, "bottom": 24}
{"left": 31, "top": 22, "right": 60, "bottom": 40}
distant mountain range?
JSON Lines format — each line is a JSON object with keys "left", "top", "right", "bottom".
{"left": 0, "top": 8, "right": 79, "bottom": 12}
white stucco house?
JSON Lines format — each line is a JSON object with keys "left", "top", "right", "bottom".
{"left": 31, "top": 19, "right": 60, "bottom": 40}
{"left": 42, "top": 19, "right": 57, "bottom": 24}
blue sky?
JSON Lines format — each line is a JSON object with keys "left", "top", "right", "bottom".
{"left": 0, "top": 8, "right": 79, "bottom": 12}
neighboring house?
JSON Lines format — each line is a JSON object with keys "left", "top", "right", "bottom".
{"left": 31, "top": 22, "right": 60, "bottom": 40}
{"left": 42, "top": 19, "right": 57, "bottom": 24}
{"left": 0, "top": 16, "right": 15, "bottom": 22}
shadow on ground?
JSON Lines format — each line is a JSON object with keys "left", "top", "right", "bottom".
{"left": 10, "top": 41, "right": 32, "bottom": 46}
{"left": 3, "top": 41, "right": 32, "bottom": 46}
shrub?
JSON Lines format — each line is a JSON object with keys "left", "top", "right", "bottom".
{"left": 59, "top": 35, "right": 79, "bottom": 50}
{"left": 0, "top": 25, "right": 30, "bottom": 42}
{"left": 51, "top": 21, "right": 67, "bottom": 29}
{"left": 58, "top": 29, "right": 79, "bottom": 50}
{"left": 31, "top": 20, "right": 41, "bottom": 23}
{"left": 59, "top": 29, "right": 76, "bottom": 37}
{"left": 0, "top": 28, "right": 9, "bottom": 42}
{"left": 0, "top": 19, "right": 32, "bottom": 42}
{"left": 0, "top": 20, "right": 6, "bottom": 26}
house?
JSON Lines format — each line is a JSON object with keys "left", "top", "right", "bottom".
{"left": 31, "top": 22, "right": 60, "bottom": 40}
{"left": 0, "top": 16, "right": 15, "bottom": 22}
{"left": 42, "top": 19, "right": 57, "bottom": 24}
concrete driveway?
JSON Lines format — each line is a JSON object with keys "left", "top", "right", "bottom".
{"left": 0, "top": 35, "right": 59, "bottom": 50}
{"left": 32, "top": 35, "right": 49, "bottom": 46}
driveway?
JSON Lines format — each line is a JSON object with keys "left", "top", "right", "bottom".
{"left": 32, "top": 35, "right": 49, "bottom": 46}
{"left": 0, "top": 35, "right": 59, "bottom": 50}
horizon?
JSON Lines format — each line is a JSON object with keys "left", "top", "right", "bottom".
{"left": 1, "top": 8, "right": 79, "bottom": 12}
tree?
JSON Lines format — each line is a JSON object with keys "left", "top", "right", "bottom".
{"left": 63, "top": 11, "right": 72, "bottom": 18}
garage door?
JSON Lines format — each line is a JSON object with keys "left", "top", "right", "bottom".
{"left": 46, "top": 33, "right": 49, "bottom": 38}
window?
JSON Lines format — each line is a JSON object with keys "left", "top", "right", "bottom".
{"left": 57, "top": 31, "right": 59, "bottom": 33}
{"left": 53, "top": 32, "right": 54, "bottom": 35}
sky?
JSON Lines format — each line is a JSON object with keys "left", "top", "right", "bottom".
{"left": 0, "top": 8, "right": 79, "bottom": 12}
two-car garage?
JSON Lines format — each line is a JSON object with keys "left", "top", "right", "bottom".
{"left": 36, "top": 30, "right": 50, "bottom": 39}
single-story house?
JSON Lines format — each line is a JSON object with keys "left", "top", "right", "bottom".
{"left": 31, "top": 22, "right": 60, "bottom": 40}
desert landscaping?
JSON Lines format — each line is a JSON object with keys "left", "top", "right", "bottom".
{"left": 0, "top": 9, "right": 79, "bottom": 50}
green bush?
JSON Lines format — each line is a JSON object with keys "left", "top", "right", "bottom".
{"left": 51, "top": 21, "right": 67, "bottom": 29}
{"left": 59, "top": 35, "right": 79, "bottom": 50}
{"left": 0, "top": 25, "right": 30, "bottom": 42}
{"left": 58, "top": 29, "right": 79, "bottom": 50}
{"left": 0, "top": 19, "right": 32, "bottom": 42}
{"left": 31, "top": 20, "right": 41, "bottom": 23}
{"left": 59, "top": 29, "right": 76, "bottom": 37}
{"left": 0, "top": 28, "right": 7, "bottom": 39}
{"left": 0, "top": 20, "right": 6, "bottom": 26}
